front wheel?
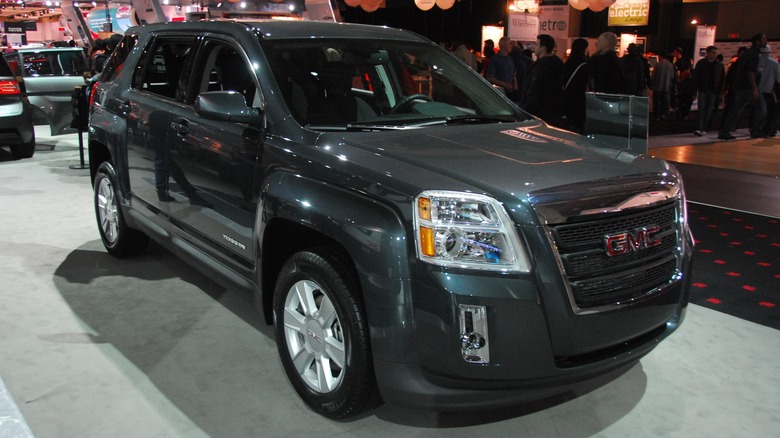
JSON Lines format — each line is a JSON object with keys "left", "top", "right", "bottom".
{"left": 273, "top": 248, "right": 380, "bottom": 419}
{"left": 93, "top": 162, "right": 149, "bottom": 258}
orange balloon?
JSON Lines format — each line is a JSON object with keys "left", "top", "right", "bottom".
{"left": 361, "top": 0, "right": 382, "bottom": 12}
{"left": 414, "top": 0, "right": 436, "bottom": 11}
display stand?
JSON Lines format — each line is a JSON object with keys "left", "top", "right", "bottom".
{"left": 584, "top": 92, "right": 649, "bottom": 155}
{"left": 69, "top": 85, "right": 89, "bottom": 170}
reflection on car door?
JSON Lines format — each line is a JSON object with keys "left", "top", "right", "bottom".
{"left": 124, "top": 36, "right": 198, "bottom": 231}
{"left": 166, "top": 38, "right": 262, "bottom": 269}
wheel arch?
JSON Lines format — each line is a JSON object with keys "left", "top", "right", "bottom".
{"left": 88, "top": 138, "right": 111, "bottom": 183}
{"left": 88, "top": 105, "right": 129, "bottom": 190}
{"left": 257, "top": 171, "right": 411, "bottom": 325}
{"left": 260, "top": 221, "right": 355, "bottom": 323}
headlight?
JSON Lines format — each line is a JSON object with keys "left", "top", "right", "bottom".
{"left": 414, "top": 191, "right": 531, "bottom": 272}
{"left": 667, "top": 164, "right": 692, "bottom": 251}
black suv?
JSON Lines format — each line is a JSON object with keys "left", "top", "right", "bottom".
{"left": 89, "top": 20, "right": 693, "bottom": 419}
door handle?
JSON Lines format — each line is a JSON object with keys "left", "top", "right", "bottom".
{"left": 170, "top": 118, "right": 190, "bottom": 136}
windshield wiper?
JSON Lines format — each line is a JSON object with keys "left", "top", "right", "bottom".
{"left": 344, "top": 123, "right": 423, "bottom": 131}
{"left": 443, "top": 115, "right": 518, "bottom": 125}
{"left": 312, "top": 115, "right": 518, "bottom": 131}
{"left": 304, "top": 123, "right": 403, "bottom": 132}
{"left": 347, "top": 116, "right": 516, "bottom": 129}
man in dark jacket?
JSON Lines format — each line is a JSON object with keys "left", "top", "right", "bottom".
{"left": 588, "top": 32, "right": 629, "bottom": 94}
{"left": 718, "top": 33, "right": 767, "bottom": 139}
{"left": 692, "top": 45, "right": 726, "bottom": 136}
{"left": 562, "top": 38, "right": 589, "bottom": 133}
{"left": 522, "top": 34, "right": 564, "bottom": 127}
{"left": 622, "top": 43, "right": 648, "bottom": 96}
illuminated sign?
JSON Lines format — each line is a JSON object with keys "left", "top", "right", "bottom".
{"left": 608, "top": 0, "right": 650, "bottom": 27}
{"left": 87, "top": 6, "right": 133, "bottom": 34}
{"left": 508, "top": 13, "right": 539, "bottom": 42}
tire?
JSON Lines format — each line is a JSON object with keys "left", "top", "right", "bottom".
{"left": 10, "top": 134, "right": 35, "bottom": 159}
{"left": 93, "top": 162, "right": 149, "bottom": 258}
{"left": 273, "top": 248, "right": 381, "bottom": 419}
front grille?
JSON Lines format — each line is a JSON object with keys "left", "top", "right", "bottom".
{"left": 547, "top": 202, "right": 680, "bottom": 310}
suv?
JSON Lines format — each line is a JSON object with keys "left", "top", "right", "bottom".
{"left": 89, "top": 21, "right": 693, "bottom": 419}
{"left": 0, "top": 55, "right": 35, "bottom": 159}
{"left": 4, "top": 47, "right": 89, "bottom": 135}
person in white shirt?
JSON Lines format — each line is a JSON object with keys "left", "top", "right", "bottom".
{"left": 452, "top": 41, "right": 478, "bottom": 71}
{"left": 758, "top": 44, "right": 780, "bottom": 136}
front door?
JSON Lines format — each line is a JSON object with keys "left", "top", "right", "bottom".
{"left": 165, "top": 38, "right": 263, "bottom": 270}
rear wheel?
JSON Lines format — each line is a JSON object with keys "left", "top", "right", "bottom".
{"left": 274, "top": 248, "right": 380, "bottom": 419}
{"left": 10, "top": 134, "right": 35, "bottom": 159}
{"left": 94, "top": 162, "right": 149, "bottom": 258}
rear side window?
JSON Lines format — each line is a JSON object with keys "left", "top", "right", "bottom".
{"left": 131, "top": 36, "right": 197, "bottom": 102}
{"left": 100, "top": 34, "right": 138, "bottom": 83}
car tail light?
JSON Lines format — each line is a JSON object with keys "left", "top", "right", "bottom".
{"left": 88, "top": 82, "right": 99, "bottom": 107}
{"left": 0, "top": 80, "right": 21, "bottom": 95}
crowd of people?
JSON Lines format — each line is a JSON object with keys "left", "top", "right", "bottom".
{"left": 448, "top": 32, "right": 780, "bottom": 140}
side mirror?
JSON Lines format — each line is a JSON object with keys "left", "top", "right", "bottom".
{"left": 195, "top": 91, "right": 263, "bottom": 125}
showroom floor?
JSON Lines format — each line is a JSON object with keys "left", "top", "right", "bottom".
{"left": 1, "top": 127, "right": 778, "bottom": 437}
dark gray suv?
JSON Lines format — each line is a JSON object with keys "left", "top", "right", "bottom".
{"left": 88, "top": 20, "right": 694, "bottom": 420}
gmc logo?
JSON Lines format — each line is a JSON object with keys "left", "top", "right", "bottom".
{"left": 604, "top": 226, "right": 662, "bottom": 257}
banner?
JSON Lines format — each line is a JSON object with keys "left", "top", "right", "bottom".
{"left": 538, "top": 3, "right": 570, "bottom": 41}
{"left": 608, "top": 0, "right": 650, "bottom": 27}
{"left": 2, "top": 23, "right": 27, "bottom": 34}
{"left": 86, "top": 6, "right": 133, "bottom": 34}
{"left": 508, "top": 13, "right": 539, "bottom": 42}
{"left": 693, "top": 25, "right": 716, "bottom": 59}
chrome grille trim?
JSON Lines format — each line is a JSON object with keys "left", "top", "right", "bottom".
{"left": 529, "top": 174, "right": 685, "bottom": 315}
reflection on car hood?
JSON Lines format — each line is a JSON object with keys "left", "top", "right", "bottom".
{"left": 316, "top": 121, "right": 666, "bottom": 201}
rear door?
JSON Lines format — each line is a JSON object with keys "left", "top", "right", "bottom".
{"left": 123, "top": 34, "right": 199, "bottom": 229}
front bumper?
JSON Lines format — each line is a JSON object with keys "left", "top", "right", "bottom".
{"left": 363, "top": 227, "right": 692, "bottom": 411}
{"left": 0, "top": 101, "right": 35, "bottom": 146}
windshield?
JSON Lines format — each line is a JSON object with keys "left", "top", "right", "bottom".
{"left": 261, "top": 38, "right": 529, "bottom": 129}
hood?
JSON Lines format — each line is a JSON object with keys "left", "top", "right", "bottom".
{"left": 314, "top": 121, "right": 668, "bottom": 203}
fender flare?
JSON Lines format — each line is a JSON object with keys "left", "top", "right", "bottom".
{"left": 258, "top": 170, "right": 411, "bottom": 279}
{"left": 88, "top": 105, "right": 130, "bottom": 193}
{"left": 257, "top": 171, "right": 418, "bottom": 362}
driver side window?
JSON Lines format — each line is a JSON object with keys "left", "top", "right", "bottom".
{"left": 190, "top": 40, "right": 258, "bottom": 108}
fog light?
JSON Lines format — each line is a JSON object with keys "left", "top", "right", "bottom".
{"left": 459, "top": 305, "right": 490, "bottom": 363}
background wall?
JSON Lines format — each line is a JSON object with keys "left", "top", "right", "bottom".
{"left": 681, "top": 0, "right": 779, "bottom": 42}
